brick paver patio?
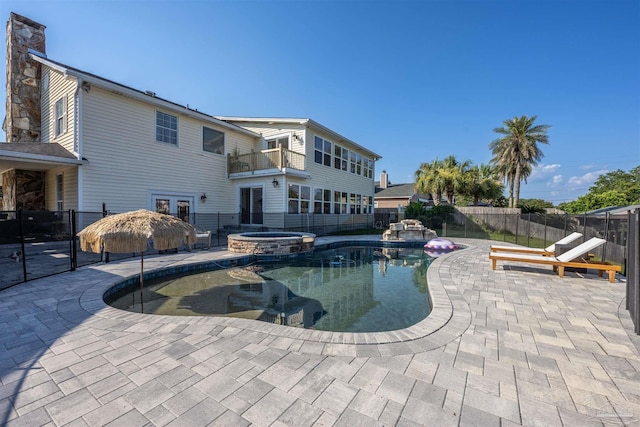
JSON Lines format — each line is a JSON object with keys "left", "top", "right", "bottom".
{"left": 1, "top": 237, "right": 638, "bottom": 426}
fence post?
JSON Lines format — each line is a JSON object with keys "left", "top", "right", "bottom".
{"left": 543, "top": 213, "right": 547, "bottom": 248}
{"left": 527, "top": 213, "right": 531, "bottom": 247}
{"left": 602, "top": 212, "right": 610, "bottom": 263}
{"left": 17, "top": 208, "right": 27, "bottom": 283}
{"left": 70, "top": 209, "right": 77, "bottom": 271}
{"left": 515, "top": 213, "right": 519, "bottom": 245}
{"left": 583, "top": 212, "right": 587, "bottom": 238}
{"left": 503, "top": 211, "right": 507, "bottom": 241}
{"left": 102, "top": 204, "right": 109, "bottom": 263}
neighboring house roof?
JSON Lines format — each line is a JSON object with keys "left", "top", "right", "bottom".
{"left": 28, "top": 51, "right": 261, "bottom": 139}
{"left": 216, "top": 116, "right": 382, "bottom": 160}
{"left": 374, "top": 183, "right": 431, "bottom": 202}
{"left": 585, "top": 204, "right": 640, "bottom": 216}
{"left": 0, "top": 142, "right": 86, "bottom": 173}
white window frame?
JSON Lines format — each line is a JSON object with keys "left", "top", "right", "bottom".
{"left": 149, "top": 192, "right": 196, "bottom": 220}
{"left": 156, "top": 111, "right": 178, "bottom": 145}
{"left": 54, "top": 97, "right": 66, "bottom": 138}
{"left": 266, "top": 134, "right": 290, "bottom": 150}
{"left": 288, "top": 184, "right": 310, "bottom": 214}
{"left": 313, "top": 188, "right": 331, "bottom": 214}
{"left": 56, "top": 173, "right": 64, "bottom": 212}
{"left": 202, "top": 126, "right": 225, "bottom": 155}
{"left": 314, "top": 136, "right": 332, "bottom": 167}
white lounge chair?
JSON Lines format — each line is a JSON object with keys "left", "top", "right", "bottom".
{"left": 489, "top": 237, "right": 621, "bottom": 283}
{"left": 490, "top": 232, "right": 583, "bottom": 256}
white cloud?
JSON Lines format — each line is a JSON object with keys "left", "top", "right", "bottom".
{"left": 567, "top": 169, "right": 609, "bottom": 186}
{"left": 529, "top": 164, "right": 561, "bottom": 182}
{"left": 550, "top": 174, "right": 564, "bottom": 186}
{"left": 580, "top": 163, "right": 604, "bottom": 171}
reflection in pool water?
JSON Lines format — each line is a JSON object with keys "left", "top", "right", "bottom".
{"left": 107, "top": 246, "right": 439, "bottom": 332}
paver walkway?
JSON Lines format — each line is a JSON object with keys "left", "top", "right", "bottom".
{"left": 0, "top": 237, "right": 639, "bottom": 426}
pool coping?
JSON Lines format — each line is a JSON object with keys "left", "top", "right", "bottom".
{"left": 69, "top": 237, "right": 473, "bottom": 356}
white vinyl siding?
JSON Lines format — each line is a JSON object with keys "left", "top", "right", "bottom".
{"left": 45, "top": 167, "right": 78, "bottom": 211}
{"left": 228, "top": 123, "right": 306, "bottom": 155}
{"left": 40, "top": 67, "right": 76, "bottom": 152}
{"left": 80, "top": 86, "right": 256, "bottom": 213}
{"left": 227, "top": 122, "right": 376, "bottom": 216}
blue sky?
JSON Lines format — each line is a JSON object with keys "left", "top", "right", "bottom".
{"left": 2, "top": 0, "right": 638, "bottom": 204}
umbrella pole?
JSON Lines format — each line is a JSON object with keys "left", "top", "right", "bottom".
{"left": 140, "top": 252, "right": 144, "bottom": 313}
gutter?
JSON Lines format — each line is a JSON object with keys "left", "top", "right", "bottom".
{"left": 74, "top": 78, "right": 85, "bottom": 210}
{"left": 0, "top": 150, "right": 87, "bottom": 165}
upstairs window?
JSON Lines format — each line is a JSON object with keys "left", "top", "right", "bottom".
{"left": 54, "top": 97, "right": 66, "bottom": 137}
{"left": 203, "top": 127, "right": 225, "bottom": 154}
{"left": 366, "top": 159, "right": 373, "bottom": 179}
{"left": 156, "top": 111, "right": 177, "bottom": 145}
{"left": 334, "top": 145, "right": 349, "bottom": 171}
{"left": 314, "top": 136, "right": 332, "bottom": 167}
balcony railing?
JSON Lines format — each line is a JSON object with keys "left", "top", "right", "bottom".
{"left": 227, "top": 146, "right": 305, "bottom": 175}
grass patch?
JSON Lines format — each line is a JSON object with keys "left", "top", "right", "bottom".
{"left": 439, "top": 223, "right": 549, "bottom": 248}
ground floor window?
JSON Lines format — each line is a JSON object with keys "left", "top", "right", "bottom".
{"left": 151, "top": 194, "right": 193, "bottom": 222}
{"left": 288, "top": 184, "right": 310, "bottom": 214}
{"left": 334, "top": 191, "right": 348, "bottom": 214}
{"left": 314, "top": 188, "right": 331, "bottom": 214}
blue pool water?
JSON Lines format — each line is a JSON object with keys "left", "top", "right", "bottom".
{"left": 107, "top": 245, "right": 439, "bottom": 333}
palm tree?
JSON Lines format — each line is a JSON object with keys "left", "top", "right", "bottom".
{"left": 463, "top": 163, "right": 504, "bottom": 206}
{"left": 439, "top": 155, "right": 472, "bottom": 205}
{"left": 489, "top": 115, "right": 550, "bottom": 208}
{"left": 415, "top": 159, "right": 445, "bottom": 205}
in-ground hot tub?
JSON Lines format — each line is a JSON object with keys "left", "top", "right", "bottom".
{"left": 227, "top": 232, "right": 316, "bottom": 255}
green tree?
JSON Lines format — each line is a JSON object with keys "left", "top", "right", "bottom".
{"left": 404, "top": 202, "right": 427, "bottom": 219}
{"left": 440, "top": 155, "right": 472, "bottom": 205}
{"left": 490, "top": 115, "right": 551, "bottom": 208}
{"left": 590, "top": 166, "right": 640, "bottom": 203}
{"left": 460, "top": 163, "right": 504, "bottom": 206}
{"left": 517, "top": 198, "right": 554, "bottom": 213}
{"left": 557, "top": 166, "right": 640, "bottom": 213}
{"left": 415, "top": 159, "right": 446, "bottom": 205}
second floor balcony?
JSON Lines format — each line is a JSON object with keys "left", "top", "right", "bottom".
{"left": 227, "top": 146, "right": 305, "bottom": 176}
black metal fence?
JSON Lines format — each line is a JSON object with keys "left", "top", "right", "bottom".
{"left": 626, "top": 209, "right": 640, "bottom": 334}
{"left": 1, "top": 208, "right": 639, "bottom": 335}
{"left": 0, "top": 209, "right": 376, "bottom": 290}
{"left": 440, "top": 210, "right": 630, "bottom": 273}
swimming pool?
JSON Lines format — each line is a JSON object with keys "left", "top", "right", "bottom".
{"left": 106, "top": 245, "right": 440, "bottom": 333}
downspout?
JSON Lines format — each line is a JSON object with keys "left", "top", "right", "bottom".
{"left": 74, "top": 78, "right": 84, "bottom": 211}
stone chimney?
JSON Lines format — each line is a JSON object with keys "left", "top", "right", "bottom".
{"left": 380, "top": 170, "right": 389, "bottom": 189}
{"left": 5, "top": 12, "right": 46, "bottom": 142}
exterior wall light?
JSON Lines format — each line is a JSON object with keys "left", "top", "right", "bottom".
{"left": 272, "top": 178, "right": 279, "bottom": 188}
{"left": 200, "top": 193, "right": 207, "bottom": 202}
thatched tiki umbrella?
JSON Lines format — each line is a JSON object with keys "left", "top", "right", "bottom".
{"left": 77, "top": 209, "right": 196, "bottom": 312}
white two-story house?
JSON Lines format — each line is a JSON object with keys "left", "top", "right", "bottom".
{"left": 1, "top": 13, "right": 380, "bottom": 231}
